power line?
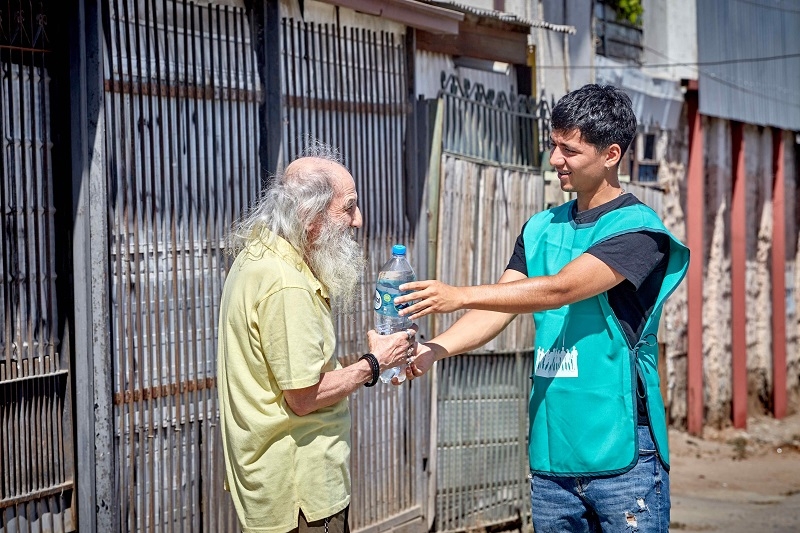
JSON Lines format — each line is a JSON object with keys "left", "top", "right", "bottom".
{"left": 535, "top": 4, "right": 800, "bottom": 111}
{"left": 732, "top": 0, "right": 800, "bottom": 14}
{"left": 641, "top": 44, "right": 800, "bottom": 108}
{"left": 644, "top": 52, "right": 800, "bottom": 68}
{"left": 536, "top": 52, "right": 800, "bottom": 69}
{"left": 701, "top": 70, "right": 799, "bottom": 108}
{"left": 537, "top": 50, "right": 800, "bottom": 108}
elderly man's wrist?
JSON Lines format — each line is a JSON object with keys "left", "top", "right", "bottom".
{"left": 358, "top": 353, "right": 380, "bottom": 387}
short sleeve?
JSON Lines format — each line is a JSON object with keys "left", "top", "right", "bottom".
{"left": 587, "top": 231, "right": 669, "bottom": 289}
{"left": 506, "top": 221, "right": 529, "bottom": 275}
{"left": 258, "top": 286, "right": 328, "bottom": 390}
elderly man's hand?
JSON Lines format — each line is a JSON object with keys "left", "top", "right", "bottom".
{"left": 367, "top": 325, "right": 418, "bottom": 375}
{"left": 394, "top": 280, "right": 464, "bottom": 320}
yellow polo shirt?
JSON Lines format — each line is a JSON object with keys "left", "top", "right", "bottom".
{"left": 217, "top": 234, "right": 350, "bottom": 533}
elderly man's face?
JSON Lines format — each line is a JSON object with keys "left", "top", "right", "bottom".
{"left": 327, "top": 170, "right": 362, "bottom": 230}
{"left": 302, "top": 161, "right": 362, "bottom": 245}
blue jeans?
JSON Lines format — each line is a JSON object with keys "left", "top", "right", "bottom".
{"left": 529, "top": 426, "right": 670, "bottom": 533}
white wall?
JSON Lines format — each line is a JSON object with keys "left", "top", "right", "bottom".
{"left": 539, "top": 0, "right": 594, "bottom": 96}
{"left": 642, "top": 0, "right": 698, "bottom": 82}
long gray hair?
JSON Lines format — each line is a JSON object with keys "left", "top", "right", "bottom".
{"left": 226, "top": 143, "right": 345, "bottom": 256}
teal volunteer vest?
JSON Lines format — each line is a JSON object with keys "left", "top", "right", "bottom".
{"left": 523, "top": 201, "right": 689, "bottom": 476}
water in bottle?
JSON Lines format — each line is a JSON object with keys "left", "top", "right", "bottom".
{"left": 374, "top": 244, "right": 416, "bottom": 383}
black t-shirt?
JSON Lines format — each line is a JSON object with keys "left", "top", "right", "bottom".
{"left": 506, "top": 194, "right": 670, "bottom": 425}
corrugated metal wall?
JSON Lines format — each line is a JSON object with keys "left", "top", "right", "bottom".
{"left": 279, "top": 11, "right": 429, "bottom": 531}
{"left": 0, "top": 1, "right": 74, "bottom": 530}
{"left": 697, "top": 0, "right": 800, "bottom": 130}
{"left": 435, "top": 354, "right": 529, "bottom": 532}
{"left": 103, "top": 0, "right": 256, "bottom": 530}
{"left": 280, "top": 15, "right": 408, "bottom": 240}
{"left": 432, "top": 155, "right": 538, "bottom": 533}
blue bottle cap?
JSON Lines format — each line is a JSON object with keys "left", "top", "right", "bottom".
{"left": 392, "top": 244, "right": 406, "bottom": 255}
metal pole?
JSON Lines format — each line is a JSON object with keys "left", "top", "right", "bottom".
{"left": 771, "top": 129, "right": 787, "bottom": 420}
{"left": 685, "top": 83, "right": 704, "bottom": 436}
{"left": 731, "top": 121, "right": 747, "bottom": 429}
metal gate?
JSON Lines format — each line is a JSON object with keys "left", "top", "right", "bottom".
{"left": 0, "top": 1, "right": 75, "bottom": 530}
{"left": 103, "top": 1, "right": 259, "bottom": 530}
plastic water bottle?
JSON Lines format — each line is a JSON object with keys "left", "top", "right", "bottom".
{"left": 374, "top": 244, "right": 416, "bottom": 384}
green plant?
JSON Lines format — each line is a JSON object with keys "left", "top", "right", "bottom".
{"left": 606, "top": 0, "right": 644, "bottom": 25}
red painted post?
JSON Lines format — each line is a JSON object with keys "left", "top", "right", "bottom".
{"left": 731, "top": 122, "right": 747, "bottom": 429}
{"left": 771, "top": 129, "right": 787, "bottom": 419}
{"left": 686, "top": 85, "right": 705, "bottom": 436}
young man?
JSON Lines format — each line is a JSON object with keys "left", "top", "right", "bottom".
{"left": 217, "top": 145, "right": 416, "bottom": 533}
{"left": 395, "top": 85, "right": 689, "bottom": 533}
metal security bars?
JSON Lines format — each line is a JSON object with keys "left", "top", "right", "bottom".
{"left": 103, "top": 1, "right": 259, "bottom": 530}
{"left": 594, "top": 1, "right": 643, "bottom": 65}
{"left": 440, "top": 74, "right": 551, "bottom": 171}
{"left": 280, "top": 17, "right": 410, "bottom": 239}
{"left": 0, "top": 0, "right": 74, "bottom": 530}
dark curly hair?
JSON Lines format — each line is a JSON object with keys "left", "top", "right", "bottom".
{"left": 551, "top": 84, "right": 637, "bottom": 156}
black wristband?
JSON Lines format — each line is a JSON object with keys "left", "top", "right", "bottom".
{"left": 359, "top": 353, "right": 380, "bottom": 387}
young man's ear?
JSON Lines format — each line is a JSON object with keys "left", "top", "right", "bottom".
{"left": 604, "top": 143, "right": 622, "bottom": 169}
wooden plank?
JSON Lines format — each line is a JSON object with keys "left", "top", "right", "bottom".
{"left": 318, "top": 0, "right": 463, "bottom": 35}
{"left": 437, "top": 157, "right": 539, "bottom": 353}
{"left": 352, "top": 505, "right": 423, "bottom": 533}
{"left": 416, "top": 23, "right": 529, "bottom": 65}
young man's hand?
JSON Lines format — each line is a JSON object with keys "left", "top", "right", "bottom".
{"left": 397, "top": 342, "right": 443, "bottom": 384}
{"left": 395, "top": 280, "right": 465, "bottom": 320}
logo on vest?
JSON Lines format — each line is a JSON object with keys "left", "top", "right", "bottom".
{"left": 535, "top": 346, "right": 579, "bottom": 378}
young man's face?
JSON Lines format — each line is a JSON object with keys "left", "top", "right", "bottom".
{"left": 549, "top": 129, "right": 617, "bottom": 195}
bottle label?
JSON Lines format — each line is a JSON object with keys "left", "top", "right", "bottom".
{"left": 374, "top": 283, "right": 410, "bottom": 317}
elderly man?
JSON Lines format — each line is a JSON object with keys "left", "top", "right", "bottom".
{"left": 217, "top": 145, "right": 415, "bottom": 533}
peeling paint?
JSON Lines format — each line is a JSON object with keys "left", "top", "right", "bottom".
{"left": 663, "top": 117, "right": 799, "bottom": 430}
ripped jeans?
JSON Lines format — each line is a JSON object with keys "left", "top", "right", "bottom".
{"left": 529, "top": 426, "right": 670, "bottom": 533}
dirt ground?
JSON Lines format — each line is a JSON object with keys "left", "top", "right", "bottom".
{"left": 669, "top": 411, "right": 800, "bottom": 532}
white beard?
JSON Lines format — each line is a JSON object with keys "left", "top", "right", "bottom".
{"left": 306, "top": 221, "right": 366, "bottom": 314}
